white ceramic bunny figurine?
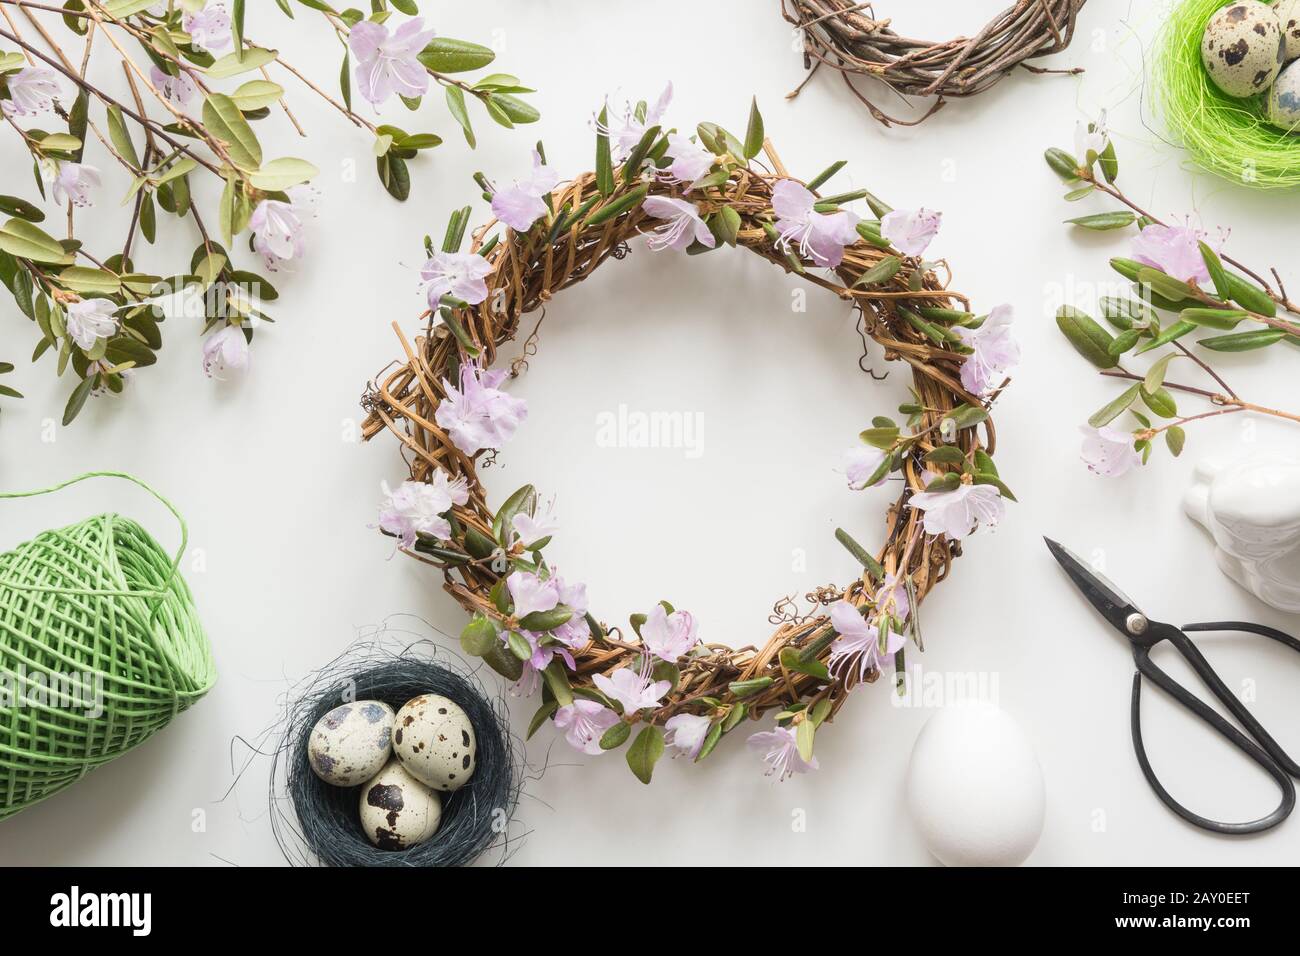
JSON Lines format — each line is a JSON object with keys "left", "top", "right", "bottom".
{"left": 1185, "top": 452, "right": 1300, "bottom": 613}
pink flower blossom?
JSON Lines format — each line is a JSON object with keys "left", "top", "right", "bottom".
{"left": 554, "top": 700, "right": 620, "bottom": 755}
{"left": 640, "top": 603, "right": 698, "bottom": 661}
{"left": 641, "top": 195, "right": 714, "bottom": 252}
{"left": 201, "top": 325, "right": 248, "bottom": 379}
{"left": 909, "top": 480, "right": 1004, "bottom": 541}
{"left": 840, "top": 445, "right": 887, "bottom": 490}
{"left": 434, "top": 361, "right": 528, "bottom": 455}
{"left": 377, "top": 472, "right": 469, "bottom": 547}
{"left": 1080, "top": 425, "right": 1142, "bottom": 477}
{"left": 551, "top": 574, "right": 591, "bottom": 649}
{"left": 827, "top": 599, "right": 904, "bottom": 682}
{"left": 48, "top": 162, "right": 100, "bottom": 208}
{"left": 747, "top": 725, "right": 818, "bottom": 780}
{"left": 348, "top": 17, "right": 436, "bottom": 106}
{"left": 592, "top": 667, "right": 671, "bottom": 714}
{"left": 250, "top": 187, "right": 313, "bottom": 272}
{"left": 772, "top": 179, "right": 860, "bottom": 269}
{"left": 422, "top": 251, "right": 493, "bottom": 307}
{"left": 1131, "top": 223, "right": 1219, "bottom": 286}
{"left": 664, "top": 713, "right": 711, "bottom": 758}
{"left": 512, "top": 509, "right": 557, "bottom": 548}
{"left": 506, "top": 570, "right": 559, "bottom": 621}
{"left": 880, "top": 208, "right": 942, "bottom": 258}
{"left": 149, "top": 65, "right": 196, "bottom": 107}
{"left": 596, "top": 83, "right": 672, "bottom": 163}
{"left": 64, "top": 298, "right": 118, "bottom": 350}
{"left": 183, "top": 5, "right": 231, "bottom": 53}
{"left": 953, "top": 304, "right": 1019, "bottom": 397}
{"left": 490, "top": 149, "right": 559, "bottom": 232}
{"left": 503, "top": 630, "right": 575, "bottom": 698}
{"left": 662, "top": 132, "right": 714, "bottom": 187}
{"left": 3, "top": 67, "right": 61, "bottom": 116}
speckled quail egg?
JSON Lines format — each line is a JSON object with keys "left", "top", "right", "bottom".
{"left": 1275, "top": 0, "right": 1300, "bottom": 61}
{"left": 392, "top": 694, "right": 477, "bottom": 792}
{"left": 1201, "top": 1, "right": 1286, "bottom": 98}
{"left": 306, "top": 700, "right": 395, "bottom": 787}
{"left": 358, "top": 758, "right": 442, "bottom": 850}
{"left": 1268, "top": 59, "right": 1300, "bottom": 130}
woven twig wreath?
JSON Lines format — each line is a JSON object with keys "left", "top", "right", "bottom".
{"left": 783, "top": 0, "right": 1088, "bottom": 126}
{"left": 362, "top": 108, "right": 1010, "bottom": 783}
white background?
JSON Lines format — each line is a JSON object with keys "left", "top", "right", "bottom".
{"left": 1, "top": 0, "right": 1298, "bottom": 866}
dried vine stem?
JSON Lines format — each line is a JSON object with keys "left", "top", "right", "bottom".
{"left": 361, "top": 138, "right": 998, "bottom": 739}
{"left": 783, "top": 0, "right": 1087, "bottom": 126}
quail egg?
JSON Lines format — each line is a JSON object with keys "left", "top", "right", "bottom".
{"left": 1276, "top": 0, "right": 1300, "bottom": 61}
{"left": 358, "top": 758, "right": 442, "bottom": 850}
{"left": 1268, "top": 59, "right": 1300, "bottom": 130}
{"left": 1201, "top": 1, "right": 1286, "bottom": 97}
{"left": 392, "top": 694, "right": 477, "bottom": 792}
{"left": 306, "top": 700, "right": 395, "bottom": 787}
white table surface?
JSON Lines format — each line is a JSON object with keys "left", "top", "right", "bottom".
{"left": 1, "top": 0, "right": 1298, "bottom": 866}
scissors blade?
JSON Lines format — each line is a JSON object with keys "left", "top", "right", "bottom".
{"left": 1043, "top": 537, "right": 1144, "bottom": 633}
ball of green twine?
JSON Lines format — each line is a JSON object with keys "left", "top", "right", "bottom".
{"left": 1157, "top": 0, "right": 1300, "bottom": 189}
{"left": 0, "top": 472, "right": 214, "bottom": 820}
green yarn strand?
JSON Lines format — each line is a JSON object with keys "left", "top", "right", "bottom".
{"left": 0, "top": 472, "right": 214, "bottom": 820}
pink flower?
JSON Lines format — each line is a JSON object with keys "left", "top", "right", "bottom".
{"left": 1131, "top": 223, "right": 1219, "bottom": 286}
{"left": 662, "top": 132, "right": 714, "bottom": 187}
{"left": 551, "top": 574, "right": 591, "bottom": 649}
{"left": 48, "top": 162, "right": 100, "bottom": 208}
{"left": 249, "top": 187, "right": 313, "bottom": 272}
{"left": 490, "top": 149, "right": 560, "bottom": 232}
{"left": 592, "top": 667, "right": 671, "bottom": 714}
{"left": 377, "top": 472, "right": 469, "bottom": 547}
{"left": 201, "top": 325, "right": 248, "bottom": 379}
{"left": 4, "top": 67, "right": 61, "bottom": 116}
{"left": 349, "top": 17, "right": 437, "bottom": 107}
{"left": 747, "top": 725, "right": 818, "bottom": 780}
{"left": 840, "top": 445, "right": 887, "bottom": 490}
{"left": 434, "top": 361, "right": 528, "bottom": 455}
{"left": 953, "top": 304, "right": 1019, "bottom": 398}
{"left": 506, "top": 570, "right": 559, "bottom": 621}
{"left": 909, "top": 480, "right": 1004, "bottom": 541}
{"left": 183, "top": 5, "right": 231, "bottom": 53}
{"left": 554, "top": 700, "right": 620, "bottom": 755}
{"left": 503, "top": 630, "right": 575, "bottom": 698}
{"left": 873, "top": 573, "right": 910, "bottom": 622}
{"left": 880, "top": 208, "right": 942, "bottom": 258}
{"left": 772, "top": 179, "right": 859, "bottom": 269}
{"left": 641, "top": 196, "right": 714, "bottom": 252}
{"left": 640, "top": 603, "right": 698, "bottom": 661}
{"left": 149, "top": 65, "right": 196, "bottom": 107}
{"left": 827, "top": 599, "right": 904, "bottom": 683}
{"left": 596, "top": 83, "right": 672, "bottom": 163}
{"left": 1080, "top": 425, "right": 1142, "bottom": 477}
{"left": 664, "top": 713, "right": 711, "bottom": 758}
{"left": 64, "top": 298, "right": 118, "bottom": 350}
{"left": 422, "top": 251, "right": 493, "bottom": 307}
{"left": 512, "top": 509, "right": 557, "bottom": 548}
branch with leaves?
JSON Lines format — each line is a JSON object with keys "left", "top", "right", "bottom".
{"left": 1045, "top": 118, "right": 1300, "bottom": 475}
{"left": 0, "top": 0, "right": 536, "bottom": 424}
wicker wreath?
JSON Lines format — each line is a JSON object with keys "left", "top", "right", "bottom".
{"left": 783, "top": 0, "right": 1088, "bottom": 126}
{"left": 362, "top": 108, "right": 1010, "bottom": 783}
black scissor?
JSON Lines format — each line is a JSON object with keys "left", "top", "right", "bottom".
{"left": 1045, "top": 537, "right": 1300, "bottom": 835}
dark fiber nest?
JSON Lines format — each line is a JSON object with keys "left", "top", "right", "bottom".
{"left": 271, "top": 633, "right": 522, "bottom": 867}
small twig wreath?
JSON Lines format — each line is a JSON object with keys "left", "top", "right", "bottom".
{"left": 362, "top": 95, "right": 1017, "bottom": 783}
{"left": 783, "top": 0, "right": 1088, "bottom": 126}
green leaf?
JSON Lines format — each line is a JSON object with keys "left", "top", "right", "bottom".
{"left": 230, "top": 79, "right": 286, "bottom": 112}
{"left": 62, "top": 376, "right": 93, "bottom": 426}
{"left": 460, "top": 613, "right": 498, "bottom": 656}
{"left": 1044, "top": 147, "right": 1080, "bottom": 181}
{"left": 925, "top": 472, "right": 961, "bottom": 493}
{"left": 834, "top": 527, "right": 884, "bottom": 580}
{"left": 1137, "top": 268, "right": 1194, "bottom": 304}
{"left": 248, "top": 157, "right": 319, "bottom": 191}
{"left": 418, "top": 37, "right": 496, "bottom": 73}
{"left": 0, "top": 218, "right": 74, "bottom": 264}
{"left": 779, "top": 646, "right": 829, "bottom": 681}
{"left": 1180, "top": 307, "right": 1247, "bottom": 330}
{"left": 1200, "top": 241, "right": 1230, "bottom": 301}
{"left": 1088, "top": 383, "right": 1141, "bottom": 428}
{"left": 1108, "top": 328, "right": 1141, "bottom": 356}
{"left": 232, "top": 0, "right": 245, "bottom": 58}
{"left": 1166, "top": 426, "right": 1186, "bottom": 457}
{"left": 584, "top": 184, "right": 648, "bottom": 227}
{"left": 1135, "top": 319, "right": 1197, "bottom": 353}
{"left": 0, "top": 195, "right": 44, "bottom": 222}
{"left": 519, "top": 605, "right": 574, "bottom": 632}
{"left": 621, "top": 124, "right": 660, "bottom": 185}
{"left": 853, "top": 255, "right": 902, "bottom": 288}
{"left": 1056, "top": 306, "right": 1118, "bottom": 369}
{"left": 859, "top": 425, "right": 899, "bottom": 449}
{"left": 1066, "top": 211, "right": 1136, "bottom": 231}
{"left": 444, "top": 85, "right": 475, "bottom": 147}
{"left": 1144, "top": 353, "right": 1178, "bottom": 392}
{"left": 796, "top": 718, "right": 815, "bottom": 762}
{"left": 729, "top": 677, "right": 773, "bottom": 699}
{"left": 206, "top": 47, "right": 277, "bottom": 79}
{"left": 58, "top": 266, "right": 120, "bottom": 295}
{"left": 743, "top": 96, "right": 764, "bottom": 159}
{"left": 626, "top": 725, "right": 665, "bottom": 784}
{"left": 1141, "top": 385, "right": 1177, "bottom": 419}
{"left": 489, "top": 93, "right": 539, "bottom": 125}
{"left": 541, "top": 660, "right": 574, "bottom": 707}
{"left": 202, "top": 93, "right": 262, "bottom": 169}
{"left": 600, "top": 721, "right": 632, "bottom": 750}
{"left": 107, "top": 104, "right": 140, "bottom": 169}
{"left": 527, "top": 700, "right": 558, "bottom": 740}
{"left": 1198, "top": 329, "right": 1286, "bottom": 352}
{"left": 1225, "top": 273, "right": 1277, "bottom": 318}
{"left": 506, "top": 629, "right": 533, "bottom": 661}
{"left": 1099, "top": 140, "right": 1119, "bottom": 183}
{"left": 376, "top": 153, "right": 411, "bottom": 201}
{"left": 481, "top": 642, "right": 523, "bottom": 681}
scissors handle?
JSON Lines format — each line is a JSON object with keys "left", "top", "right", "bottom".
{"left": 1131, "top": 622, "right": 1297, "bottom": 835}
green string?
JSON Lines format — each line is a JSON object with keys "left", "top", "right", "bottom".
{"left": 0, "top": 472, "right": 215, "bottom": 820}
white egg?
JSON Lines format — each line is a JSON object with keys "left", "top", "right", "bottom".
{"left": 906, "top": 700, "right": 1045, "bottom": 867}
{"left": 1269, "top": 60, "right": 1300, "bottom": 131}
{"left": 1276, "top": 0, "right": 1300, "bottom": 60}
{"left": 358, "top": 758, "right": 442, "bottom": 850}
{"left": 1201, "top": 1, "right": 1286, "bottom": 98}
{"left": 392, "top": 694, "right": 477, "bottom": 792}
{"left": 306, "top": 700, "right": 395, "bottom": 787}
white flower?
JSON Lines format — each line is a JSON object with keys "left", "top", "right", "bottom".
{"left": 1075, "top": 110, "right": 1108, "bottom": 166}
{"left": 434, "top": 362, "right": 528, "bottom": 456}
{"left": 641, "top": 195, "right": 714, "bottom": 252}
{"left": 47, "top": 162, "right": 101, "bottom": 208}
{"left": 840, "top": 445, "right": 887, "bottom": 490}
{"left": 827, "top": 599, "right": 904, "bottom": 683}
{"left": 909, "top": 479, "right": 1004, "bottom": 541}
{"left": 377, "top": 472, "right": 470, "bottom": 548}
{"left": 250, "top": 187, "right": 314, "bottom": 272}
{"left": 747, "top": 725, "right": 818, "bottom": 780}
{"left": 640, "top": 603, "right": 699, "bottom": 661}
{"left": 183, "top": 5, "right": 231, "bottom": 54}
{"left": 201, "top": 325, "right": 249, "bottom": 380}
{"left": 64, "top": 298, "right": 118, "bottom": 350}
{"left": 662, "top": 133, "right": 714, "bottom": 187}
{"left": 592, "top": 667, "right": 671, "bottom": 715}
{"left": 149, "top": 65, "right": 196, "bottom": 107}
{"left": 1080, "top": 425, "right": 1142, "bottom": 477}
{"left": 953, "top": 304, "right": 1019, "bottom": 398}
{"left": 4, "top": 67, "right": 61, "bottom": 116}
{"left": 880, "top": 208, "right": 942, "bottom": 258}
{"left": 664, "top": 713, "right": 711, "bottom": 759}
{"left": 553, "top": 700, "right": 619, "bottom": 755}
